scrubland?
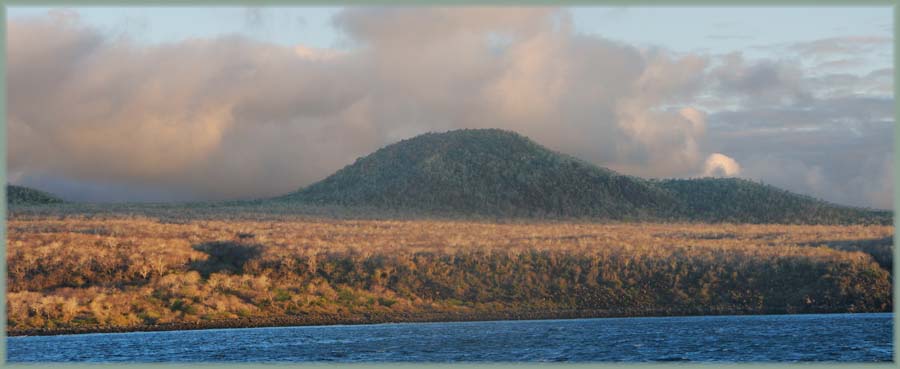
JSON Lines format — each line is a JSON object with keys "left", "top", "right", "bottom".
{"left": 7, "top": 214, "right": 893, "bottom": 335}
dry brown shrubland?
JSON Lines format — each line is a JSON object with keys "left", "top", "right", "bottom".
{"left": 7, "top": 215, "right": 893, "bottom": 334}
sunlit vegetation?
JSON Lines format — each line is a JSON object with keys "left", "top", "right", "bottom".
{"left": 8, "top": 215, "right": 892, "bottom": 335}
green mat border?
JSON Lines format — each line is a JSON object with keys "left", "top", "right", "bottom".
{"left": 0, "top": 1, "right": 896, "bottom": 367}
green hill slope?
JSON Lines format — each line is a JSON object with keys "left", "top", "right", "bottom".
{"left": 281, "top": 129, "right": 680, "bottom": 219}
{"left": 7, "top": 184, "right": 64, "bottom": 206}
{"left": 278, "top": 129, "right": 890, "bottom": 224}
{"left": 659, "top": 178, "right": 891, "bottom": 225}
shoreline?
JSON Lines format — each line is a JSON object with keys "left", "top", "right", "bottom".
{"left": 9, "top": 307, "right": 886, "bottom": 337}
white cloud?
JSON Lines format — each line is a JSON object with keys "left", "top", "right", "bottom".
{"left": 702, "top": 153, "right": 741, "bottom": 177}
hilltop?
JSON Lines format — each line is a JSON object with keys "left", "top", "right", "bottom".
{"left": 280, "top": 129, "right": 679, "bottom": 220}
{"left": 279, "top": 129, "right": 890, "bottom": 225}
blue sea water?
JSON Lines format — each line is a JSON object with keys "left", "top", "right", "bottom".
{"left": 7, "top": 313, "right": 893, "bottom": 362}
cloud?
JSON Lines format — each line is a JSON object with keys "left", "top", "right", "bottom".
{"left": 738, "top": 153, "right": 892, "bottom": 211}
{"left": 804, "top": 69, "right": 893, "bottom": 97}
{"left": 788, "top": 36, "right": 891, "bottom": 58}
{"left": 244, "top": 7, "right": 265, "bottom": 29}
{"left": 708, "top": 53, "right": 812, "bottom": 107}
{"left": 705, "top": 106, "right": 893, "bottom": 209}
{"left": 293, "top": 44, "right": 344, "bottom": 61}
{"left": 7, "top": 8, "right": 893, "bottom": 209}
{"left": 9, "top": 14, "right": 370, "bottom": 200}
{"left": 13, "top": 8, "right": 709, "bottom": 200}
{"left": 703, "top": 153, "right": 741, "bottom": 177}
{"left": 707, "top": 96, "right": 893, "bottom": 134}
{"left": 701, "top": 52, "right": 893, "bottom": 209}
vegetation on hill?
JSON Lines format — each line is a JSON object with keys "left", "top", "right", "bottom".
{"left": 7, "top": 217, "right": 892, "bottom": 335}
{"left": 279, "top": 129, "right": 890, "bottom": 225}
{"left": 7, "top": 184, "right": 64, "bottom": 206}
{"left": 659, "top": 178, "right": 892, "bottom": 225}
{"left": 282, "top": 129, "right": 679, "bottom": 220}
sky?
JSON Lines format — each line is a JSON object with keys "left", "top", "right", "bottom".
{"left": 6, "top": 6, "right": 894, "bottom": 209}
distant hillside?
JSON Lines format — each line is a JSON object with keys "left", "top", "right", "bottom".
{"left": 280, "top": 129, "right": 681, "bottom": 219}
{"left": 278, "top": 129, "right": 891, "bottom": 225}
{"left": 7, "top": 185, "right": 64, "bottom": 206}
{"left": 659, "top": 178, "right": 891, "bottom": 225}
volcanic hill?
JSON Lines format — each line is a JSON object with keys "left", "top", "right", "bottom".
{"left": 278, "top": 129, "right": 890, "bottom": 224}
